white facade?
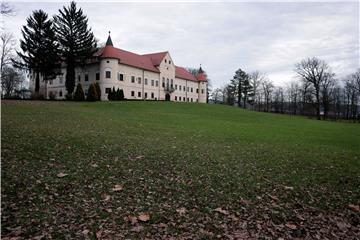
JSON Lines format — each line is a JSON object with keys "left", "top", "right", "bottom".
{"left": 30, "top": 38, "right": 207, "bottom": 103}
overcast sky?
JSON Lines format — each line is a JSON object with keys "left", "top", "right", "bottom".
{"left": 3, "top": 1, "right": 359, "bottom": 88}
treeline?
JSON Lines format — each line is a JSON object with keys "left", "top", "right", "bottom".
{"left": 211, "top": 57, "right": 360, "bottom": 121}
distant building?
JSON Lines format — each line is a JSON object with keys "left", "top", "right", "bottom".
{"left": 29, "top": 33, "right": 207, "bottom": 102}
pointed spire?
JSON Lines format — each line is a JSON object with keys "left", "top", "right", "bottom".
{"left": 198, "top": 64, "right": 204, "bottom": 73}
{"left": 106, "top": 31, "right": 113, "bottom": 46}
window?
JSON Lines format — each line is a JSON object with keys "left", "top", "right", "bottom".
{"left": 175, "top": 84, "right": 177, "bottom": 90}
{"left": 138, "top": 77, "right": 141, "bottom": 84}
{"left": 138, "top": 92, "right": 141, "bottom": 97}
{"left": 170, "top": 79, "right": 173, "bottom": 86}
{"left": 175, "top": 96, "right": 177, "bottom": 101}
{"left": 59, "top": 91, "right": 63, "bottom": 97}
{"left": 191, "top": 98, "right": 193, "bottom": 102}
{"left": 105, "top": 88, "right": 111, "bottom": 94}
{"left": 196, "top": 88, "right": 199, "bottom": 93}
{"left": 196, "top": 99, "right": 198, "bottom": 102}
{"left": 106, "top": 60, "right": 110, "bottom": 63}
{"left": 59, "top": 76, "right": 63, "bottom": 84}
{"left": 145, "top": 78, "right": 148, "bottom": 85}
{"left": 201, "top": 89, "right": 204, "bottom": 94}
{"left": 78, "top": 75, "right": 81, "bottom": 82}
{"left": 151, "top": 79, "right": 154, "bottom": 86}
{"left": 131, "top": 91, "right": 135, "bottom": 96}
{"left": 187, "top": 98, "right": 189, "bottom": 102}
{"left": 105, "top": 71, "right": 111, "bottom": 78}
{"left": 145, "top": 92, "right": 148, "bottom": 98}
{"left": 191, "top": 87, "right": 193, "bottom": 93}
{"left": 165, "top": 59, "right": 167, "bottom": 63}
{"left": 183, "top": 97, "right": 186, "bottom": 101}
{"left": 49, "top": 80, "right": 53, "bottom": 85}
{"left": 96, "top": 72, "right": 100, "bottom": 80}
{"left": 162, "top": 79, "right": 165, "bottom": 87}
{"left": 187, "top": 87, "right": 189, "bottom": 92}
{"left": 85, "top": 73, "right": 89, "bottom": 82}
{"left": 156, "top": 80, "right": 159, "bottom": 87}
{"left": 183, "top": 86, "right": 185, "bottom": 91}
{"left": 118, "top": 73, "right": 124, "bottom": 81}
{"left": 169, "top": 60, "right": 171, "bottom": 64}
{"left": 131, "top": 76, "right": 135, "bottom": 83}
{"left": 151, "top": 92, "right": 154, "bottom": 98}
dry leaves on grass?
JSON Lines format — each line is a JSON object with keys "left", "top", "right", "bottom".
{"left": 138, "top": 213, "right": 150, "bottom": 222}
{"left": 215, "top": 207, "right": 229, "bottom": 215}
{"left": 176, "top": 207, "right": 187, "bottom": 215}
{"left": 56, "top": 172, "right": 68, "bottom": 178}
{"left": 111, "top": 184, "right": 123, "bottom": 192}
{"left": 348, "top": 204, "right": 359, "bottom": 212}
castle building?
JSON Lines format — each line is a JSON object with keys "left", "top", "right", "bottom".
{"left": 30, "top": 34, "right": 207, "bottom": 103}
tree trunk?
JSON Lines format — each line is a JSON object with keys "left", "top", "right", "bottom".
{"left": 65, "top": 61, "right": 75, "bottom": 94}
{"left": 35, "top": 70, "right": 40, "bottom": 93}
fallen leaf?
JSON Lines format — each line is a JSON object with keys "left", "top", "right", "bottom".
{"left": 138, "top": 213, "right": 150, "bottom": 222}
{"left": 214, "top": 207, "right": 229, "bottom": 215}
{"left": 57, "top": 173, "right": 68, "bottom": 178}
{"left": 176, "top": 207, "right": 186, "bottom": 215}
{"left": 82, "top": 229, "right": 89, "bottom": 235}
{"left": 348, "top": 204, "right": 359, "bottom": 212}
{"left": 285, "top": 223, "right": 297, "bottom": 230}
{"left": 127, "top": 215, "right": 138, "bottom": 225}
{"left": 284, "top": 186, "right": 294, "bottom": 190}
{"left": 102, "top": 194, "right": 110, "bottom": 201}
{"left": 131, "top": 225, "right": 144, "bottom": 232}
{"left": 112, "top": 184, "right": 123, "bottom": 192}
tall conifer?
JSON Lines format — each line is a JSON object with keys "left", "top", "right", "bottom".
{"left": 54, "top": 1, "right": 97, "bottom": 95}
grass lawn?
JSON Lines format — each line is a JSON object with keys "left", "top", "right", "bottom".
{"left": 1, "top": 100, "right": 360, "bottom": 239}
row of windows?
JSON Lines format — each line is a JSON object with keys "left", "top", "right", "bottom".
{"left": 174, "top": 96, "right": 198, "bottom": 102}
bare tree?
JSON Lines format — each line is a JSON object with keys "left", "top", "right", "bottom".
{"left": 286, "top": 81, "right": 300, "bottom": 115}
{"left": 320, "top": 73, "right": 337, "bottom": 119}
{"left": 261, "top": 79, "right": 274, "bottom": 112}
{"left": 295, "top": 57, "right": 333, "bottom": 120}
{"left": 211, "top": 88, "right": 223, "bottom": 104}
{"left": 0, "top": 32, "right": 15, "bottom": 79}
{"left": 249, "top": 71, "right": 266, "bottom": 111}
{"left": 1, "top": 66, "right": 24, "bottom": 97}
{"left": 0, "top": 2, "right": 14, "bottom": 17}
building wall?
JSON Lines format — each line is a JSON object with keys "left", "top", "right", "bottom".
{"left": 30, "top": 56, "right": 207, "bottom": 103}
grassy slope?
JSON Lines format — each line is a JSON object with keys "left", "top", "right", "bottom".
{"left": 2, "top": 101, "right": 360, "bottom": 238}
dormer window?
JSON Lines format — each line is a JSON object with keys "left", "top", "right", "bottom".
{"left": 165, "top": 59, "right": 167, "bottom": 63}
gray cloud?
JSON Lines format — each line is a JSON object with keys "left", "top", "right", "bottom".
{"left": 3, "top": 1, "right": 359, "bottom": 88}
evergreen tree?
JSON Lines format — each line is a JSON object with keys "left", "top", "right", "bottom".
{"left": 15, "top": 10, "right": 60, "bottom": 93}
{"left": 107, "top": 88, "right": 113, "bottom": 100}
{"left": 94, "top": 82, "right": 101, "bottom": 100}
{"left": 115, "top": 88, "right": 124, "bottom": 100}
{"left": 242, "top": 77, "right": 254, "bottom": 108}
{"left": 73, "top": 83, "right": 85, "bottom": 101}
{"left": 54, "top": 1, "right": 97, "bottom": 95}
{"left": 87, "top": 83, "right": 98, "bottom": 101}
{"left": 231, "top": 69, "right": 248, "bottom": 108}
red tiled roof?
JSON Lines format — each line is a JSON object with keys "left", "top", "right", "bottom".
{"left": 95, "top": 45, "right": 202, "bottom": 81}
{"left": 175, "top": 66, "right": 198, "bottom": 81}
{"left": 95, "top": 45, "right": 160, "bottom": 73}
{"left": 142, "top": 52, "right": 167, "bottom": 66}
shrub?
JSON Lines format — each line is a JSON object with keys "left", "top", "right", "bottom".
{"left": 94, "top": 82, "right": 101, "bottom": 100}
{"left": 65, "top": 93, "right": 73, "bottom": 100}
{"left": 49, "top": 91, "right": 56, "bottom": 100}
{"left": 116, "top": 88, "right": 124, "bottom": 100}
{"left": 74, "top": 83, "right": 85, "bottom": 101}
{"left": 87, "top": 83, "right": 98, "bottom": 101}
{"left": 31, "top": 92, "right": 45, "bottom": 100}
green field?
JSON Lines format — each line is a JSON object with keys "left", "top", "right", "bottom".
{"left": 2, "top": 100, "right": 360, "bottom": 239}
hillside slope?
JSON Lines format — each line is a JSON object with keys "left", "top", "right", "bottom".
{"left": 2, "top": 100, "right": 360, "bottom": 239}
